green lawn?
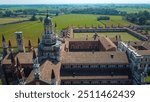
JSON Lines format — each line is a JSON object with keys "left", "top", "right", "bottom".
{"left": 53, "top": 14, "right": 133, "bottom": 30}
{"left": 0, "top": 14, "right": 133, "bottom": 47}
{"left": 0, "top": 79, "right": 2, "bottom": 85}
{"left": 145, "top": 76, "right": 150, "bottom": 83}
{"left": 0, "top": 17, "right": 29, "bottom": 24}
{"left": 74, "top": 32, "right": 140, "bottom": 41}
{"left": 117, "top": 8, "right": 150, "bottom": 13}
{"left": 0, "top": 21, "right": 43, "bottom": 47}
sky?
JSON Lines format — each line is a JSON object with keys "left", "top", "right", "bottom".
{"left": 0, "top": 0, "right": 150, "bottom": 4}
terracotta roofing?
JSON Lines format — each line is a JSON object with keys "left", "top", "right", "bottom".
{"left": 62, "top": 51, "right": 129, "bottom": 64}
{"left": 2, "top": 52, "right": 33, "bottom": 65}
{"left": 128, "top": 41, "right": 150, "bottom": 50}
{"left": 61, "top": 75, "right": 129, "bottom": 80}
{"left": 142, "top": 42, "right": 150, "bottom": 50}
{"left": 26, "top": 60, "right": 61, "bottom": 84}
{"left": 99, "top": 37, "right": 117, "bottom": 51}
{"left": 137, "top": 50, "right": 150, "bottom": 56}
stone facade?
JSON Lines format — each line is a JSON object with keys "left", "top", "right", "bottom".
{"left": 15, "top": 32, "right": 25, "bottom": 52}
{"left": 38, "top": 14, "right": 61, "bottom": 62}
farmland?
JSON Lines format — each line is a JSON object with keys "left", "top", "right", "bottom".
{"left": 0, "top": 14, "right": 134, "bottom": 47}
{"left": 116, "top": 8, "right": 150, "bottom": 13}
{"left": 0, "top": 17, "right": 28, "bottom": 24}
{"left": 74, "top": 32, "right": 140, "bottom": 41}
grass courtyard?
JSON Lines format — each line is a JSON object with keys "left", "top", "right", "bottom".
{"left": 74, "top": 32, "right": 140, "bottom": 41}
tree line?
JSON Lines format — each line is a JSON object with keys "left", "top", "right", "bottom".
{"left": 125, "top": 11, "right": 150, "bottom": 25}
{"left": 71, "top": 8, "right": 127, "bottom": 15}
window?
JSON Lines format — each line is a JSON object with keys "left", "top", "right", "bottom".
{"left": 118, "top": 65, "right": 123, "bottom": 68}
{"left": 101, "top": 65, "right": 106, "bottom": 68}
{"left": 83, "top": 65, "right": 89, "bottom": 68}
{"left": 108, "top": 65, "right": 116, "bottom": 68}
{"left": 145, "top": 58, "right": 148, "bottom": 62}
{"left": 91, "top": 65, "right": 98, "bottom": 68}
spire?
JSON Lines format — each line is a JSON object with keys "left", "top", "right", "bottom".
{"left": 8, "top": 40, "right": 11, "bottom": 48}
{"left": 28, "top": 40, "right": 31, "bottom": 47}
{"left": 16, "top": 57, "right": 21, "bottom": 67}
{"left": 2, "top": 34, "right": 5, "bottom": 42}
{"left": 10, "top": 52, "right": 15, "bottom": 65}
{"left": 28, "top": 40, "right": 32, "bottom": 52}
{"left": 51, "top": 69, "right": 55, "bottom": 79}
{"left": 33, "top": 49, "right": 36, "bottom": 60}
{"left": 38, "top": 37, "right": 40, "bottom": 45}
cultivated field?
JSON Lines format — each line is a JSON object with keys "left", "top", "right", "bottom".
{"left": 74, "top": 32, "right": 140, "bottom": 41}
{"left": 116, "top": 8, "right": 150, "bottom": 13}
{"left": 53, "top": 14, "right": 133, "bottom": 31}
{"left": 0, "top": 14, "right": 134, "bottom": 47}
{"left": 0, "top": 17, "right": 28, "bottom": 24}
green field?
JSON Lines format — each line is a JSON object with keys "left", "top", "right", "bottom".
{"left": 0, "top": 79, "right": 2, "bottom": 85}
{"left": 117, "top": 8, "right": 150, "bottom": 13}
{"left": 0, "top": 21, "right": 43, "bottom": 47}
{"left": 0, "top": 17, "right": 28, "bottom": 24}
{"left": 53, "top": 14, "right": 133, "bottom": 31}
{"left": 0, "top": 14, "right": 133, "bottom": 47}
{"left": 145, "top": 76, "right": 150, "bottom": 83}
{"left": 74, "top": 32, "right": 140, "bottom": 41}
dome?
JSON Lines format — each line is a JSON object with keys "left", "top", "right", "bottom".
{"left": 44, "top": 15, "right": 52, "bottom": 25}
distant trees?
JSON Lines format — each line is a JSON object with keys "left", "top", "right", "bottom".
{"left": 0, "top": 10, "right": 14, "bottom": 17}
{"left": 126, "top": 11, "right": 150, "bottom": 25}
{"left": 30, "top": 14, "right": 37, "bottom": 21}
{"left": 97, "top": 16, "right": 110, "bottom": 21}
{"left": 0, "top": 9, "right": 39, "bottom": 18}
{"left": 39, "top": 17, "right": 43, "bottom": 22}
{"left": 71, "top": 8, "right": 127, "bottom": 15}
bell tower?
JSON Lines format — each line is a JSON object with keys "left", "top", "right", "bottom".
{"left": 38, "top": 13, "right": 61, "bottom": 62}
{"left": 15, "top": 32, "right": 25, "bottom": 52}
{"left": 44, "top": 14, "right": 53, "bottom": 34}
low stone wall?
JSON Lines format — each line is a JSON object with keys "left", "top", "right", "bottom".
{"left": 126, "top": 28, "right": 148, "bottom": 41}
{"left": 73, "top": 28, "right": 127, "bottom": 33}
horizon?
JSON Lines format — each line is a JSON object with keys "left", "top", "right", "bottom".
{"left": 0, "top": 3, "right": 150, "bottom": 5}
{"left": 0, "top": 0, "right": 150, "bottom": 5}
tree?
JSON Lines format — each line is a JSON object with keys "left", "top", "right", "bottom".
{"left": 39, "top": 17, "right": 43, "bottom": 22}
{"left": 3, "top": 10, "right": 13, "bottom": 17}
{"left": 30, "top": 14, "right": 37, "bottom": 21}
